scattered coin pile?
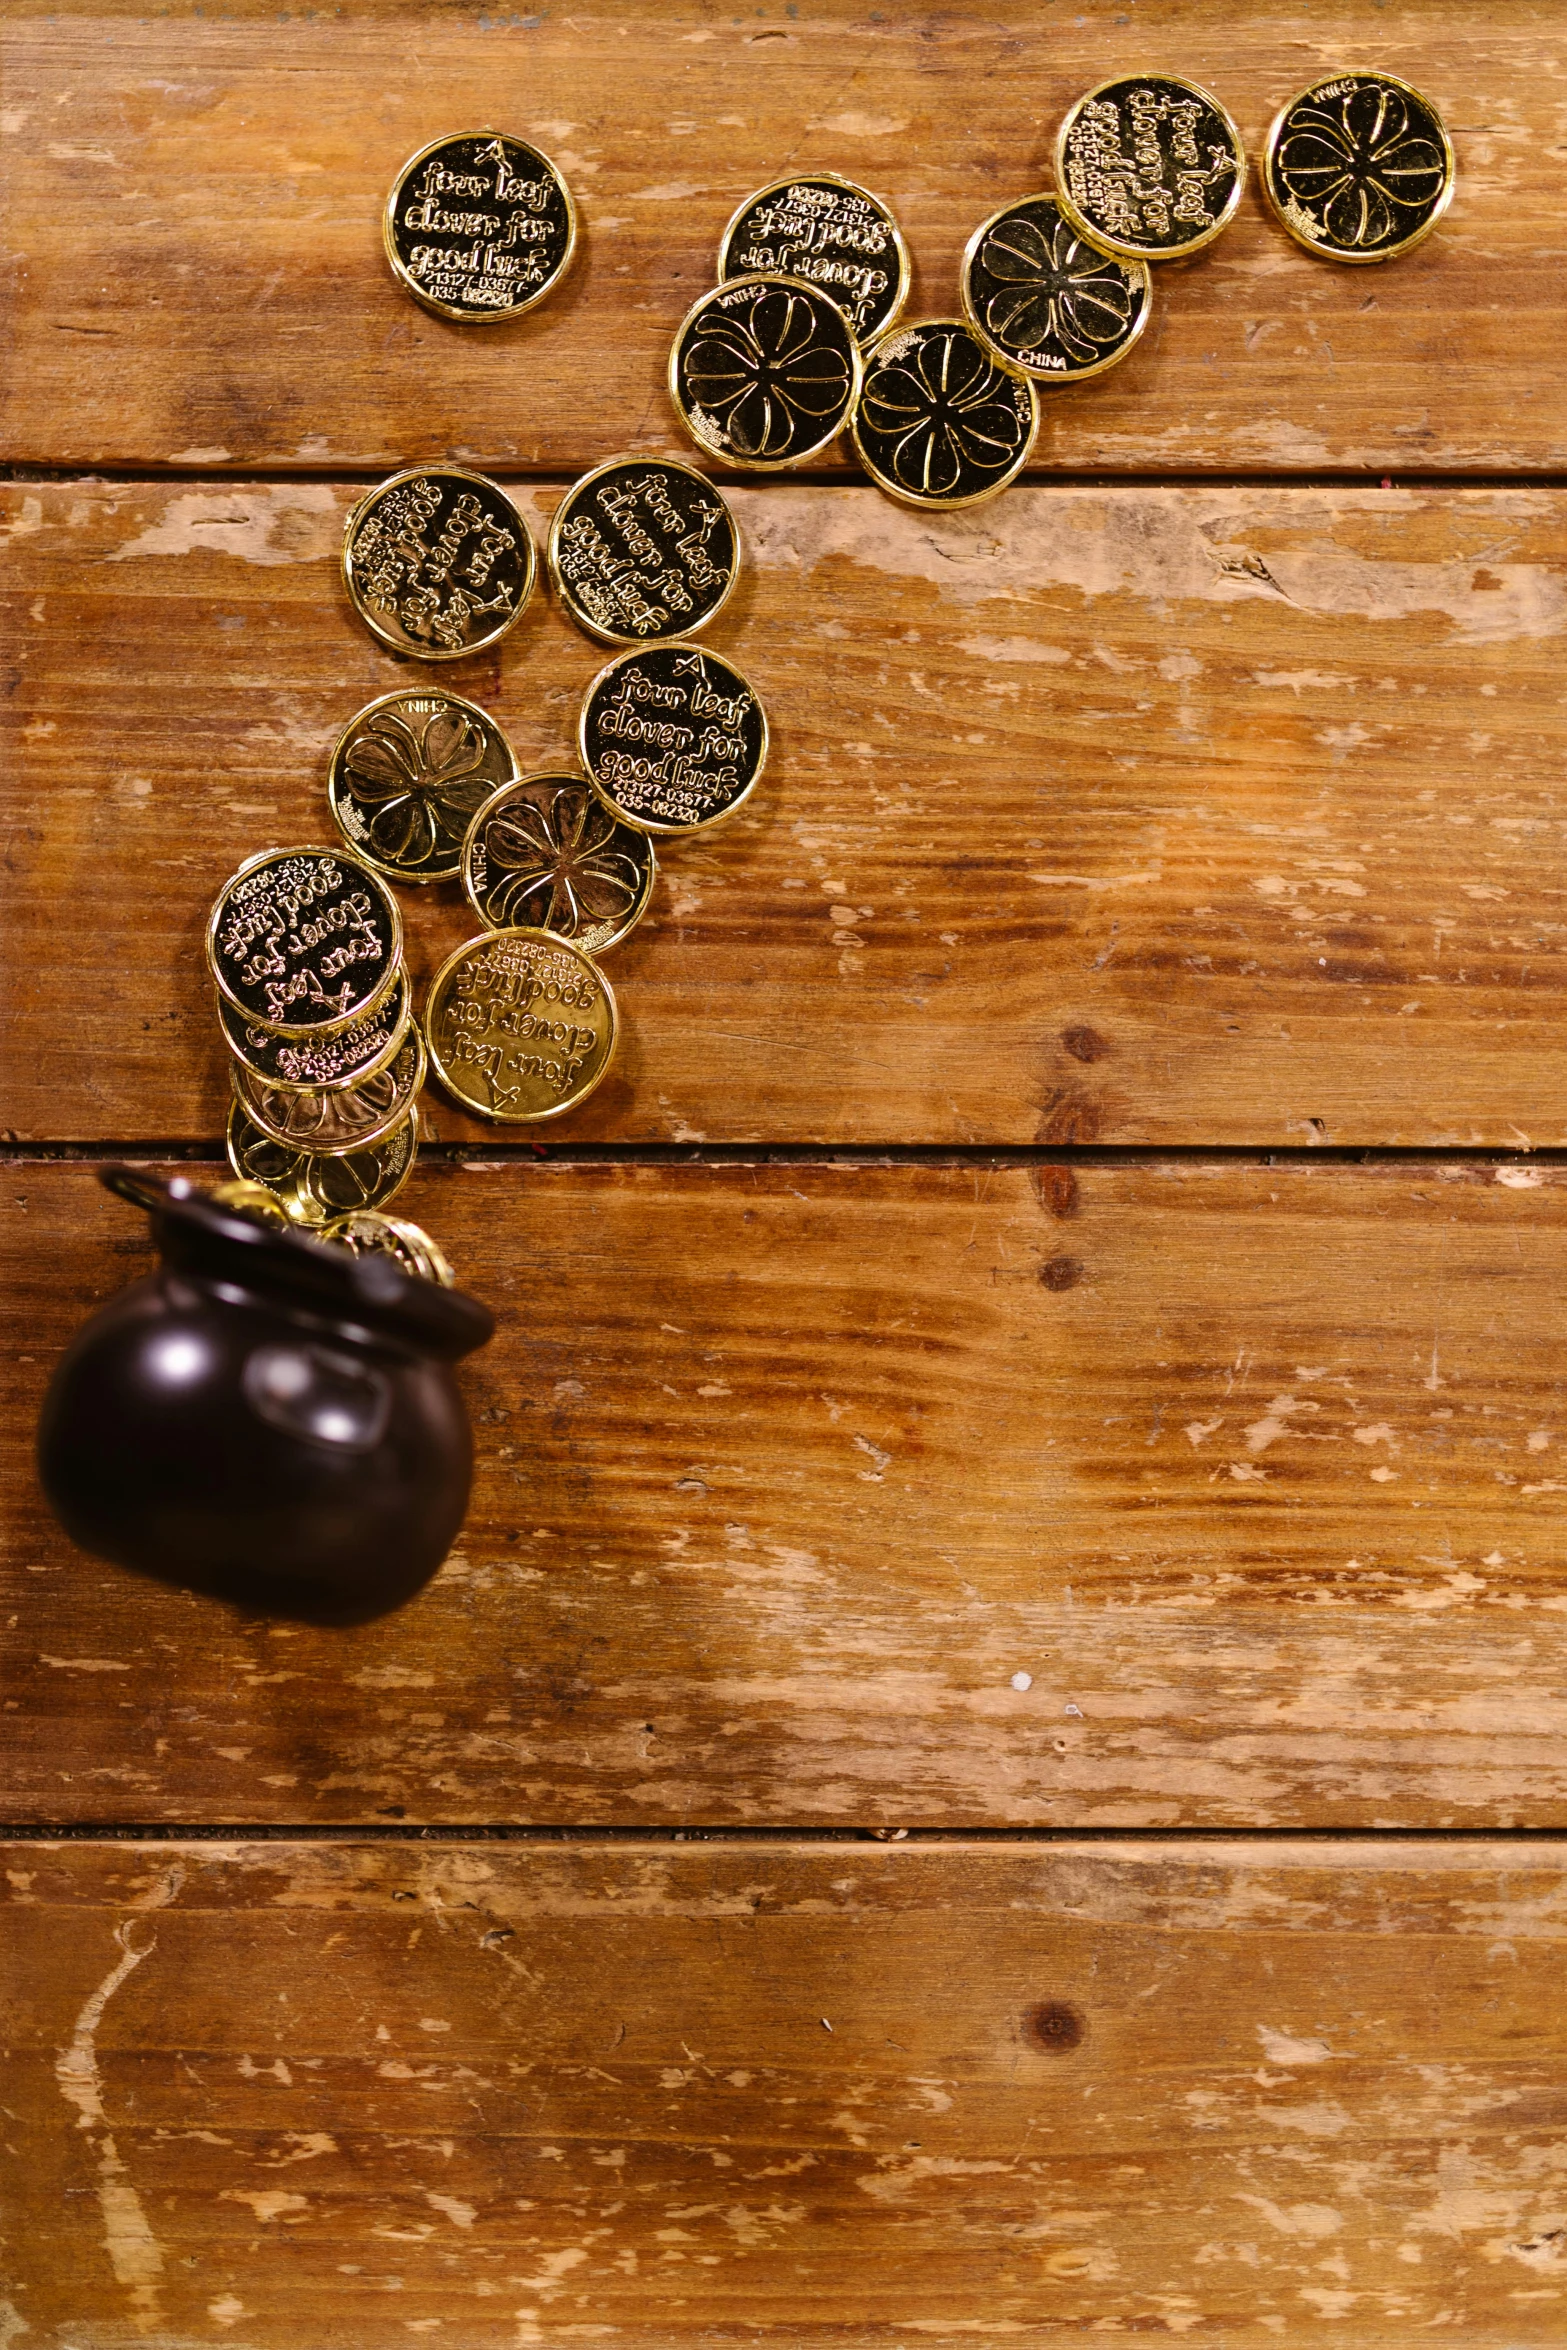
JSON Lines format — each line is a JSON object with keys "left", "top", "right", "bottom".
{"left": 668, "top": 68, "right": 1455, "bottom": 508}
{"left": 201, "top": 74, "right": 1456, "bottom": 1271}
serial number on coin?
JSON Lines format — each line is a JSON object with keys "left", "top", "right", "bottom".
{"left": 670, "top": 275, "right": 862, "bottom": 469}
{"left": 853, "top": 319, "right": 1038, "bottom": 508}
{"left": 329, "top": 689, "right": 517, "bottom": 882}
{"left": 425, "top": 928, "right": 619, "bottom": 1124}
{"left": 718, "top": 173, "right": 909, "bottom": 341}
{"left": 207, "top": 846, "right": 402, "bottom": 1036}
{"left": 579, "top": 643, "right": 767, "bottom": 836}
{"left": 219, "top": 969, "right": 411, "bottom": 1094}
{"left": 383, "top": 131, "right": 576, "bottom": 321}
{"left": 1056, "top": 74, "right": 1245, "bottom": 259}
{"left": 464, "top": 772, "right": 656, "bottom": 953}
{"left": 342, "top": 467, "right": 536, "bottom": 660}
{"left": 549, "top": 456, "right": 739, "bottom": 645}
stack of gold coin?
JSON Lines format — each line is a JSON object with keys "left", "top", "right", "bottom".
{"left": 206, "top": 843, "right": 426, "bottom": 1231}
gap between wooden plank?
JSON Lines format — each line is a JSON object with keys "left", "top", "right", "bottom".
{"left": 10, "top": 1141, "right": 1567, "bottom": 1168}
{"left": 4, "top": 1823, "right": 1566, "bottom": 1844}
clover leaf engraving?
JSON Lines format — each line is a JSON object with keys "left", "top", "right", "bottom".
{"left": 980, "top": 212, "right": 1135, "bottom": 364}
{"left": 1277, "top": 83, "right": 1446, "bottom": 249}
{"left": 685, "top": 286, "right": 854, "bottom": 459}
{"left": 862, "top": 329, "right": 1029, "bottom": 499}
{"left": 342, "top": 705, "right": 496, "bottom": 867}
{"left": 481, "top": 784, "right": 645, "bottom": 936}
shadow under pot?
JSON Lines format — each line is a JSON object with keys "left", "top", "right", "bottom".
{"left": 37, "top": 1168, "right": 495, "bottom": 1623}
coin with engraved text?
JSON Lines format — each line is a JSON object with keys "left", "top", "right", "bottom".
{"left": 328, "top": 689, "right": 517, "bottom": 883}
{"left": 1263, "top": 72, "right": 1455, "bottom": 264}
{"left": 852, "top": 319, "right": 1037, "bottom": 508}
{"left": 218, "top": 968, "right": 412, "bottom": 1095}
{"left": 424, "top": 928, "right": 619, "bottom": 1125}
{"left": 1055, "top": 74, "right": 1245, "bottom": 260}
{"left": 342, "top": 467, "right": 536, "bottom": 660}
{"left": 961, "top": 194, "right": 1151, "bottom": 382}
{"left": 206, "top": 845, "right": 402, "bottom": 1038}
{"left": 384, "top": 130, "right": 576, "bottom": 321}
{"left": 323, "top": 1211, "right": 456, "bottom": 1287}
{"left": 232, "top": 1029, "right": 427, "bottom": 1158}
{"left": 549, "top": 456, "right": 740, "bottom": 645}
{"left": 463, "top": 771, "right": 656, "bottom": 952}
{"left": 718, "top": 172, "right": 909, "bottom": 341}
{"left": 579, "top": 643, "right": 767, "bottom": 837}
{"left": 670, "top": 275, "right": 862, "bottom": 469}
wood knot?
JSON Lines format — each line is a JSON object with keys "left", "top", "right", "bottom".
{"left": 1025, "top": 1999, "right": 1086, "bottom": 2053}
{"left": 1032, "top": 1165, "right": 1079, "bottom": 1220}
{"left": 1061, "top": 1025, "right": 1110, "bottom": 1064}
{"left": 1040, "top": 1256, "right": 1084, "bottom": 1291}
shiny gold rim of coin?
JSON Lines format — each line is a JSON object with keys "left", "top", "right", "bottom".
{"left": 323, "top": 1210, "right": 457, "bottom": 1287}
{"left": 667, "top": 274, "right": 865, "bottom": 472}
{"left": 1053, "top": 74, "right": 1247, "bottom": 261}
{"left": 230, "top": 1026, "right": 427, "bottom": 1158}
{"left": 545, "top": 453, "right": 742, "bottom": 646}
{"left": 381, "top": 128, "right": 578, "bottom": 324}
{"left": 959, "top": 192, "right": 1153, "bottom": 383}
{"left": 424, "top": 926, "right": 619, "bottom": 1125}
{"left": 217, "top": 967, "right": 413, "bottom": 1097}
{"left": 326, "top": 687, "right": 519, "bottom": 886}
{"left": 1261, "top": 70, "right": 1456, "bottom": 265}
{"left": 577, "top": 642, "right": 769, "bottom": 838}
{"left": 715, "top": 170, "right": 912, "bottom": 338}
{"left": 208, "top": 1177, "right": 294, "bottom": 1229}
{"left": 225, "top": 1099, "right": 419, "bottom": 1226}
{"left": 850, "top": 318, "right": 1039, "bottom": 511}
{"left": 461, "top": 769, "right": 658, "bottom": 952}
{"left": 205, "top": 842, "right": 404, "bottom": 1040}
{"left": 341, "top": 466, "right": 538, "bottom": 662}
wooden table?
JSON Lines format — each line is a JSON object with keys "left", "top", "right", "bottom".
{"left": 5, "top": 4, "right": 1567, "bottom": 2339}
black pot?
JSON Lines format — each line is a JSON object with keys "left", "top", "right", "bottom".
{"left": 37, "top": 1168, "right": 494, "bottom": 1623}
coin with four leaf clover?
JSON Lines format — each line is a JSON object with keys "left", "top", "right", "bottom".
{"left": 669, "top": 275, "right": 863, "bottom": 469}
{"left": 383, "top": 130, "right": 577, "bottom": 322}
{"left": 852, "top": 319, "right": 1038, "bottom": 509}
{"left": 1055, "top": 74, "right": 1246, "bottom": 260}
{"left": 328, "top": 689, "right": 517, "bottom": 884}
{"left": 579, "top": 643, "right": 768, "bottom": 837}
{"left": 226, "top": 1100, "right": 419, "bottom": 1225}
{"left": 342, "top": 467, "right": 536, "bottom": 660}
{"left": 548, "top": 456, "right": 740, "bottom": 646}
{"left": 231, "top": 1028, "right": 428, "bottom": 1158}
{"left": 463, "top": 771, "right": 656, "bottom": 953}
{"left": 1263, "top": 72, "right": 1455, "bottom": 263}
{"left": 717, "top": 172, "right": 910, "bottom": 341}
{"left": 961, "top": 193, "right": 1151, "bottom": 382}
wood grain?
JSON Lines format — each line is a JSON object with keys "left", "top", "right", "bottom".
{"left": 5, "top": 1837, "right": 1566, "bottom": 2345}
{"left": 9, "top": 1156, "right": 1567, "bottom": 1827}
{"left": 9, "top": 477, "right": 1567, "bottom": 1145}
{"left": 1, "top": 2, "right": 1560, "bottom": 477}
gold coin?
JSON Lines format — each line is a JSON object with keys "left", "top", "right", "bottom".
{"left": 323, "top": 1211, "right": 456, "bottom": 1287}
{"left": 218, "top": 968, "right": 412, "bottom": 1095}
{"left": 548, "top": 456, "right": 740, "bottom": 645}
{"left": 328, "top": 689, "right": 517, "bottom": 884}
{"left": 231, "top": 1028, "right": 426, "bottom": 1157}
{"left": 207, "top": 1178, "right": 293, "bottom": 1229}
{"left": 463, "top": 771, "right": 656, "bottom": 952}
{"left": 383, "top": 130, "right": 576, "bottom": 322}
{"left": 669, "top": 275, "right": 863, "bottom": 470}
{"left": 852, "top": 319, "right": 1038, "bottom": 508}
{"left": 1055, "top": 75, "right": 1245, "bottom": 260}
{"left": 206, "top": 844, "right": 403, "bottom": 1038}
{"left": 717, "top": 172, "right": 910, "bottom": 342}
{"left": 424, "top": 928, "right": 618, "bottom": 1124}
{"left": 225, "top": 1101, "right": 418, "bottom": 1225}
{"left": 579, "top": 642, "right": 767, "bottom": 837}
{"left": 342, "top": 467, "right": 536, "bottom": 660}
{"left": 1262, "top": 72, "right": 1455, "bottom": 264}
{"left": 960, "top": 193, "right": 1152, "bottom": 382}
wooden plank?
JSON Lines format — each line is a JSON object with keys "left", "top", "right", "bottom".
{"left": 4, "top": 1835, "right": 1565, "bottom": 2344}
{"left": 9, "top": 1156, "right": 1567, "bottom": 1826}
{"left": 1, "top": 3, "right": 1559, "bottom": 477}
{"left": 9, "top": 476, "right": 1567, "bottom": 1145}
